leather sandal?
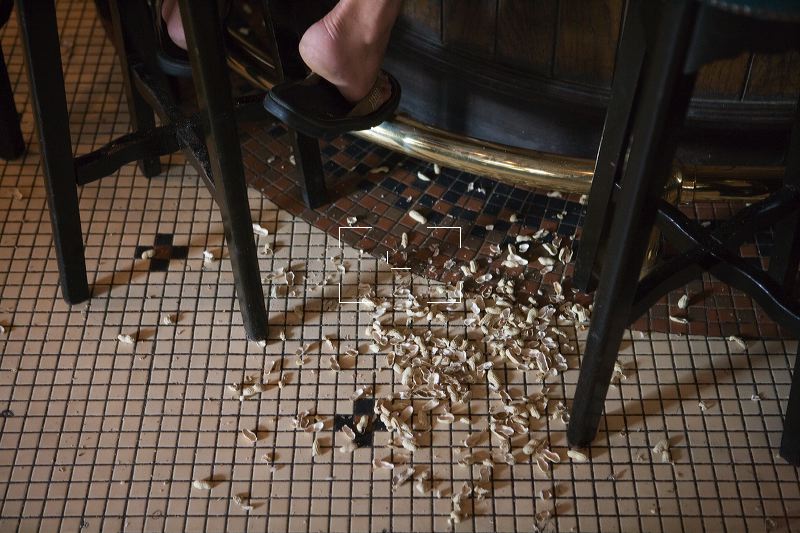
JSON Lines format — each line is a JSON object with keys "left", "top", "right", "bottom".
{"left": 263, "top": 70, "right": 401, "bottom": 139}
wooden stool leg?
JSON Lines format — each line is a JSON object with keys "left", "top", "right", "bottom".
{"left": 0, "top": 39, "right": 24, "bottom": 160}
{"left": 107, "top": 0, "right": 161, "bottom": 178}
{"left": 573, "top": 0, "right": 646, "bottom": 292}
{"left": 567, "top": 0, "right": 699, "bottom": 447}
{"left": 768, "top": 96, "right": 800, "bottom": 293}
{"left": 177, "top": 0, "right": 268, "bottom": 341}
{"left": 15, "top": 0, "right": 89, "bottom": 304}
{"left": 263, "top": 0, "right": 329, "bottom": 209}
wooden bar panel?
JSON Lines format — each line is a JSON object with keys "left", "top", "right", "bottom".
{"left": 442, "top": 0, "right": 497, "bottom": 58}
{"left": 399, "top": 0, "right": 442, "bottom": 42}
{"left": 554, "top": 0, "right": 623, "bottom": 87}
{"left": 693, "top": 53, "right": 750, "bottom": 100}
{"left": 496, "top": 0, "right": 557, "bottom": 76}
{"left": 745, "top": 51, "right": 800, "bottom": 102}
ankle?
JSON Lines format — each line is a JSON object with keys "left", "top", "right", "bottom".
{"left": 329, "top": 0, "right": 401, "bottom": 45}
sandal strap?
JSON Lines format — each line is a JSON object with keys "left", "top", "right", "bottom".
{"left": 346, "top": 72, "right": 392, "bottom": 118}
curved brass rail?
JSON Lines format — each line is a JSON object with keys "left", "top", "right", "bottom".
{"left": 228, "top": 52, "right": 783, "bottom": 204}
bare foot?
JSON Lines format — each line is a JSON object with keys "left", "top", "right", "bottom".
{"left": 299, "top": 0, "right": 401, "bottom": 103}
{"left": 161, "top": 0, "right": 187, "bottom": 50}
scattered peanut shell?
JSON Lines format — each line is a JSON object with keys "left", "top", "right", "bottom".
{"left": 522, "top": 438, "right": 542, "bottom": 456}
{"left": 351, "top": 387, "right": 369, "bottom": 401}
{"left": 567, "top": 449, "right": 589, "bottom": 462}
{"left": 408, "top": 210, "right": 427, "bottom": 225}
{"left": 241, "top": 428, "right": 258, "bottom": 444}
{"left": 311, "top": 437, "right": 322, "bottom": 457}
{"left": 373, "top": 458, "right": 395, "bottom": 470}
{"left": 117, "top": 333, "right": 136, "bottom": 345}
{"left": 192, "top": 479, "right": 213, "bottom": 490}
{"left": 486, "top": 369, "right": 501, "bottom": 391}
{"left": 727, "top": 335, "right": 747, "bottom": 350}
{"left": 232, "top": 493, "right": 253, "bottom": 511}
{"left": 463, "top": 431, "right": 486, "bottom": 448}
{"left": 652, "top": 439, "right": 671, "bottom": 463}
{"left": 238, "top": 382, "right": 265, "bottom": 400}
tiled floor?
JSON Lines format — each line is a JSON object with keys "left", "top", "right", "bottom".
{"left": 242, "top": 124, "right": 790, "bottom": 340}
{"left": 1, "top": 2, "right": 800, "bottom": 532}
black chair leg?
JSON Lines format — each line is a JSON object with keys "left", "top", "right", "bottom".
{"left": 573, "top": 0, "right": 646, "bottom": 293}
{"left": 768, "top": 96, "right": 800, "bottom": 294}
{"left": 263, "top": 0, "right": 329, "bottom": 209}
{"left": 780, "top": 343, "right": 800, "bottom": 465}
{"left": 0, "top": 39, "right": 24, "bottom": 160}
{"left": 567, "top": 0, "right": 699, "bottom": 447}
{"left": 292, "top": 133, "right": 328, "bottom": 208}
{"left": 15, "top": 0, "right": 90, "bottom": 304}
{"left": 107, "top": 0, "right": 161, "bottom": 178}
{"left": 0, "top": 0, "right": 21, "bottom": 160}
{"left": 178, "top": 0, "right": 268, "bottom": 341}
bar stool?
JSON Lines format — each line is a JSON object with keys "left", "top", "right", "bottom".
{"left": 14, "top": 0, "right": 269, "bottom": 339}
{"left": 0, "top": 0, "right": 24, "bottom": 160}
{"left": 568, "top": 0, "right": 800, "bottom": 464}
{"left": 260, "top": 0, "right": 331, "bottom": 208}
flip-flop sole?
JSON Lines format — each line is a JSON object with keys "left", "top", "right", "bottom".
{"left": 263, "top": 73, "right": 401, "bottom": 139}
{"left": 157, "top": 47, "right": 193, "bottom": 78}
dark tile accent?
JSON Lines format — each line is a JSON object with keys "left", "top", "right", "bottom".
{"left": 154, "top": 233, "right": 173, "bottom": 246}
{"left": 353, "top": 430, "right": 374, "bottom": 447}
{"left": 333, "top": 413, "right": 375, "bottom": 447}
{"left": 353, "top": 398, "right": 375, "bottom": 415}
{"left": 443, "top": 190, "right": 460, "bottom": 203}
{"left": 333, "top": 415, "right": 354, "bottom": 432}
{"left": 418, "top": 194, "right": 436, "bottom": 208}
{"left": 470, "top": 226, "right": 486, "bottom": 238}
{"left": 134, "top": 234, "right": 188, "bottom": 272}
{"left": 380, "top": 177, "right": 406, "bottom": 194}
